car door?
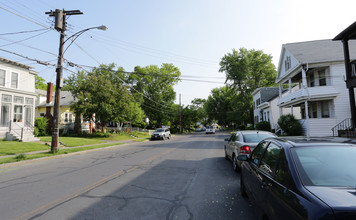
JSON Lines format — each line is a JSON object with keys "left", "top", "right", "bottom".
{"left": 244, "top": 141, "right": 269, "bottom": 204}
{"left": 262, "top": 147, "right": 309, "bottom": 220}
{"left": 226, "top": 133, "right": 237, "bottom": 158}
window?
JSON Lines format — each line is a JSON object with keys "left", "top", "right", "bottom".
{"left": 14, "top": 96, "right": 24, "bottom": 104}
{"left": 308, "top": 102, "right": 317, "bottom": 118}
{"left": 64, "top": 112, "right": 73, "bottom": 123}
{"left": 25, "top": 98, "right": 34, "bottom": 105}
{"left": 321, "top": 101, "right": 330, "bottom": 118}
{"left": 39, "top": 113, "right": 45, "bottom": 117}
{"left": 2, "top": 94, "right": 12, "bottom": 102}
{"left": 11, "top": 72, "right": 18, "bottom": 89}
{"left": 251, "top": 141, "right": 269, "bottom": 166}
{"left": 13, "top": 105, "right": 23, "bottom": 122}
{"left": 275, "top": 149, "right": 296, "bottom": 190}
{"left": 260, "top": 143, "right": 281, "bottom": 175}
{"left": 318, "top": 70, "right": 326, "bottom": 86}
{"left": 0, "top": 69, "right": 5, "bottom": 86}
{"left": 285, "top": 56, "right": 291, "bottom": 71}
{"left": 309, "top": 72, "right": 315, "bottom": 87}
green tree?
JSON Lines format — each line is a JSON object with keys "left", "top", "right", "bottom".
{"left": 129, "top": 64, "right": 181, "bottom": 128}
{"left": 219, "top": 48, "right": 276, "bottom": 124}
{"left": 35, "top": 75, "right": 47, "bottom": 90}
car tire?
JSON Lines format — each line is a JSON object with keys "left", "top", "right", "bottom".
{"left": 240, "top": 174, "right": 248, "bottom": 198}
{"left": 167, "top": 135, "right": 170, "bottom": 139}
{"left": 233, "top": 154, "right": 239, "bottom": 172}
{"left": 162, "top": 136, "right": 165, "bottom": 140}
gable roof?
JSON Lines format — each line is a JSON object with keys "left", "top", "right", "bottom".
{"left": 283, "top": 39, "right": 356, "bottom": 64}
{"left": 36, "top": 91, "right": 75, "bottom": 107}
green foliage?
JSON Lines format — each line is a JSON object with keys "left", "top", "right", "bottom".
{"left": 256, "top": 121, "right": 271, "bottom": 131}
{"left": 278, "top": 114, "right": 303, "bottom": 136}
{"left": 34, "top": 117, "right": 48, "bottom": 136}
{"left": 15, "top": 153, "right": 26, "bottom": 161}
{"left": 35, "top": 75, "right": 47, "bottom": 90}
{"left": 129, "top": 64, "right": 181, "bottom": 127}
{"left": 219, "top": 48, "right": 277, "bottom": 125}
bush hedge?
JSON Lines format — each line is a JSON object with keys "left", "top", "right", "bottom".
{"left": 256, "top": 121, "right": 271, "bottom": 131}
{"left": 278, "top": 114, "right": 303, "bottom": 136}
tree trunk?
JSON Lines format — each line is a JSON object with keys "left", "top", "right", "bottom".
{"left": 74, "top": 112, "right": 82, "bottom": 134}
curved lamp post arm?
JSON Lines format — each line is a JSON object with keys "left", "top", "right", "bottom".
{"left": 63, "top": 25, "right": 107, "bottom": 55}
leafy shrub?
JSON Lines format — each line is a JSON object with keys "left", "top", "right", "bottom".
{"left": 34, "top": 117, "right": 48, "bottom": 136}
{"left": 278, "top": 114, "right": 303, "bottom": 136}
{"left": 256, "top": 121, "right": 271, "bottom": 131}
{"left": 246, "top": 124, "right": 255, "bottom": 130}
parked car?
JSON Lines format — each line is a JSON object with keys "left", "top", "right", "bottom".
{"left": 150, "top": 128, "right": 171, "bottom": 140}
{"left": 224, "top": 130, "right": 276, "bottom": 171}
{"left": 238, "top": 137, "right": 356, "bottom": 220}
{"left": 195, "top": 127, "right": 202, "bottom": 132}
{"left": 206, "top": 125, "right": 215, "bottom": 134}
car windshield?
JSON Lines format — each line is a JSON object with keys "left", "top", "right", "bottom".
{"left": 243, "top": 133, "right": 274, "bottom": 143}
{"left": 292, "top": 146, "right": 356, "bottom": 187}
{"left": 155, "top": 128, "right": 164, "bottom": 132}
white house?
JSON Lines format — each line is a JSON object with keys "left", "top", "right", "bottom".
{"left": 276, "top": 39, "right": 356, "bottom": 137}
{"left": 0, "top": 57, "right": 38, "bottom": 141}
{"left": 252, "top": 87, "right": 301, "bottom": 133}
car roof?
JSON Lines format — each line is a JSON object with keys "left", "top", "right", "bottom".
{"left": 237, "top": 130, "right": 274, "bottom": 135}
{"left": 264, "top": 137, "right": 356, "bottom": 148}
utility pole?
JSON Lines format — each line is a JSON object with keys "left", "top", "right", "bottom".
{"left": 46, "top": 9, "right": 83, "bottom": 152}
{"left": 179, "top": 94, "right": 182, "bottom": 134}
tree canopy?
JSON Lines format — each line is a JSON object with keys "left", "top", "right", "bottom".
{"left": 219, "top": 48, "right": 276, "bottom": 125}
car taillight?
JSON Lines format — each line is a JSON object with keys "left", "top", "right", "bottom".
{"left": 240, "top": 145, "right": 251, "bottom": 154}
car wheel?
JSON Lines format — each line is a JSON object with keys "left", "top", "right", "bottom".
{"left": 167, "top": 135, "right": 170, "bottom": 139}
{"left": 233, "top": 154, "right": 239, "bottom": 172}
{"left": 240, "top": 174, "right": 248, "bottom": 198}
{"left": 162, "top": 136, "right": 165, "bottom": 140}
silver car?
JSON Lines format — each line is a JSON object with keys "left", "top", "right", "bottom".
{"left": 224, "top": 130, "right": 276, "bottom": 171}
{"left": 151, "top": 128, "right": 171, "bottom": 140}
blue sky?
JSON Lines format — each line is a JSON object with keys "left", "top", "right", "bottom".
{"left": 1, "top": 0, "right": 356, "bottom": 105}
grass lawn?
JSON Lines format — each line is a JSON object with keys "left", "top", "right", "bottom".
{"left": 0, "top": 142, "right": 124, "bottom": 165}
{"left": 0, "top": 140, "right": 50, "bottom": 156}
{"left": 39, "top": 136, "right": 106, "bottom": 147}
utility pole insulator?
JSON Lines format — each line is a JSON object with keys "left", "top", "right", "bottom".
{"left": 54, "top": 9, "right": 63, "bottom": 31}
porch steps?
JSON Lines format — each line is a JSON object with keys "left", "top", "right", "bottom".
{"left": 6, "top": 129, "right": 40, "bottom": 142}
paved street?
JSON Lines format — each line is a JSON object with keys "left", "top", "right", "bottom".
{"left": 0, "top": 132, "right": 256, "bottom": 220}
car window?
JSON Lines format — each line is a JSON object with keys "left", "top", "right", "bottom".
{"left": 251, "top": 141, "right": 269, "bottom": 166}
{"left": 156, "top": 128, "right": 164, "bottom": 132}
{"left": 260, "top": 143, "right": 281, "bottom": 176}
{"left": 231, "top": 133, "right": 237, "bottom": 142}
{"left": 243, "top": 133, "right": 275, "bottom": 143}
{"left": 274, "top": 148, "right": 296, "bottom": 190}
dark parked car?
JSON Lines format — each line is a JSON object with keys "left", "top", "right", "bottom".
{"left": 224, "top": 130, "right": 276, "bottom": 171}
{"left": 238, "top": 137, "right": 356, "bottom": 220}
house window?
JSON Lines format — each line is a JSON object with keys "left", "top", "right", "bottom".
{"left": 0, "top": 69, "right": 5, "bottom": 86}
{"left": 318, "top": 70, "right": 326, "bottom": 86}
{"left": 39, "top": 113, "right": 45, "bottom": 117}
{"left": 25, "top": 98, "right": 34, "bottom": 105}
{"left": 11, "top": 72, "right": 18, "bottom": 89}
{"left": 64, "top": 112, "right": 73, "bottom": 123}
{"left": 2, "top": 94, "right": 12, "bottom": 102}
{"left": 285, "top": 56, "right": 291, "bottom": 71}
{"left": 308, "top": 102, "right": 317, "bottom": 118}
{"left": 321, "top": 101, "right": 330, "bottom": 118}
{"left": 14, "top": 96, "right": 24, "bottom": 104}
{"left": 13, "top": 105, "right": 23, "bottom": 122}
{"left": 309, "top": 72, "right": 315, "bottom": 87}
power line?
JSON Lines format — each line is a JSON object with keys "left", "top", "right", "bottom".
{"left": 0, "top": 29, "right": 51, "bottom": 47}
{"left": 0, "top": 28, "right": 48, "bottom": 36}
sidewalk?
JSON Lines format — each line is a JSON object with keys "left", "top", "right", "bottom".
{"left": 0, "top": 138, "right": 146, "bottom": 160}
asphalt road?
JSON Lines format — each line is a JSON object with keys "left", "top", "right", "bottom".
{"left": 0, "top": 132, "right": 257, "bottom": 220}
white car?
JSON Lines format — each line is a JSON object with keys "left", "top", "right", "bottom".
{"left": 151, "top": 128, "right": 171, "bottom": 140}
{"left": 206, "top": 126, "right": 215, "bottom": 134}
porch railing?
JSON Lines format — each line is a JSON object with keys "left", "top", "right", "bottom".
{"left": 9, "top": 121, "right": 23, "bottom": 140}
{"left": 331, "top": 118, "right": 355, "bottom": 137}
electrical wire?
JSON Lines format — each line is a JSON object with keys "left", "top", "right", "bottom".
{"left": 0, "top": 29, "right": 51, "bottom": 47}
{"left": 0, "top": 28, "right": 49, "bottom": 36}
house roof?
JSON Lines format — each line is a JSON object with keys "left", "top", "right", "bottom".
{"left": 283, "top": 39, "right": 356, "bottom": 64}
{"left": 0, "top": 57, "right": 33, "bottom": 70}
{"left": 334, "top": 21, "right": 356, "bottom": 41}
{"left": 36, "top": 91, "right": 75, "bottom": 107}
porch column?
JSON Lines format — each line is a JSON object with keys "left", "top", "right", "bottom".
{"left": 291, "top": 105, "right": 294, "bottom": 115}
{"left": 302, "top": 68, "right": 307, "bottom": 88}
{"left": 279, "top": 83, "right": 283, "bottom": 116}
{"left": 289, "top": 79, "right": 292, "bottom": 93}
{"left": 305, "top": 101, "right": 310, "bottom": 139}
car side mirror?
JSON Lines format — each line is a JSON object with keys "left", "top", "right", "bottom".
{"left": 237, "top": 155, "right": 248, "bottom": 161}
{"left": 224, "top": 138, "right": 229, "bottom": 141}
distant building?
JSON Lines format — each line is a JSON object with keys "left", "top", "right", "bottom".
{"left": 0, "top": 57, "right": 38, "bottom": 141}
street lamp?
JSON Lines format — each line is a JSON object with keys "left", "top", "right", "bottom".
{"left": 47, "top": 9, "right": 107, "bottom": 152}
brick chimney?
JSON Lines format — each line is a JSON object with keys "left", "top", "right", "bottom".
{"left": 46, "top": 82, "right": 53, "bottom": 132}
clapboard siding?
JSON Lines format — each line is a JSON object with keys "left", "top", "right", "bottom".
{"left": 299, "top": 118, "right": 337, "bottom": 136}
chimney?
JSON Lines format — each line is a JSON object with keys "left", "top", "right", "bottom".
{"left": 46, "top": 82, "right": 54, "bottom": 133}
{"left": 46, "top": 82, "right": 53, "bottom": 104}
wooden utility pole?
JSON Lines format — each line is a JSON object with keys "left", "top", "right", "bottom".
{"left": 46, "top": 9, "right": 83, "bottom": 152}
